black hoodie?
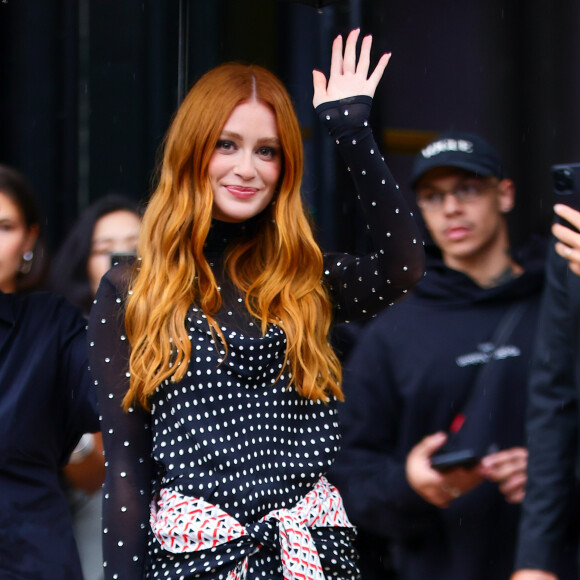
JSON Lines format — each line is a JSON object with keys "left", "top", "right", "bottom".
{"left": 329, "top": 239, "right": 546, "bottom": 580}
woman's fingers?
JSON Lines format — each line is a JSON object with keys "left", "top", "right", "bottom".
{"left": 312, "top": 29, "right": 390, "bottom": 106}
{"left": 329, "top": 34, "right": 344, "bottom": 79}
{"left": 342, "top": 28, "right": 360, "bottom": 74}
{"left": 312, "top": 69, "right": 328, "bottom": 107}
{"left": 356, "top": 33, "right": 372, "bottom": 77}
{"left": 367, "top": 52, "right": 391, "bottom": 92}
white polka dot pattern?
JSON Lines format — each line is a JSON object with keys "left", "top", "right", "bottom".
{"left": 89, "top": 95, "right": 424, "bottom": 579}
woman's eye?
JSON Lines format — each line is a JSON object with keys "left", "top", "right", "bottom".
{"left": 91, "top": 247, "right": 112, "bottom": 257}
{"left": 257, "top": 146, "right": 277, "bottom": 159}
{"left": 216, "top": 140, "right": 235, "bottom": 152}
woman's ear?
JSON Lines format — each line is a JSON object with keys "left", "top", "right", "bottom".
{"left": 24, "top": 224, "right": 39, "bottom": 253}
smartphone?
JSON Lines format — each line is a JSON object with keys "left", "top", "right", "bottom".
{"left": 552, "top": 163, "right": 580, "bottom": 230}
{"left": 110, "top": 252, "right": 136, "bottom": 268}
{"left": 430, "top": 449, "right": 480, "bottom": 473}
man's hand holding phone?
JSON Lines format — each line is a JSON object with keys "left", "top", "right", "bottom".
{"left": 553, "top": 204, "right": 580, "bottom": 275}
{"left": 551, "top": 163, "right": 580, "bottom": 275}
{"left": 479, "top": 447, "right": 528, "bottom": 504}
{"left": 406, "top": 432, "right": 484, "bottom": 508}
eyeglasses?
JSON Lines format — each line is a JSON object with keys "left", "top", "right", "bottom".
{"left": 416, "top": 179, "right": 496, "bottom": 211}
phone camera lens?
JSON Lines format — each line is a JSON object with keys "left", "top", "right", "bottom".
{"left": 555, "top": 168, "right": 574, "bottom": 193}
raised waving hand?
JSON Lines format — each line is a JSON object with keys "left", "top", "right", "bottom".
{"left": 312, "top": 28, "right": 391, "bottom": 108}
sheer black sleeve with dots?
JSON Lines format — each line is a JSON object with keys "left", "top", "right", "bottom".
{"left": 88, "top": 264, "right": 153, "bottom": 579}
{"left": 316, "top": 96, "right": 425, "bottom": 323}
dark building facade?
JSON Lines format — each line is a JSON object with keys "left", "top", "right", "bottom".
{"left": 1, "top": 0, "right": 579, "bottom": 251}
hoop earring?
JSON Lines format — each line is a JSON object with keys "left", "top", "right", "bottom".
{"left": 19, "top": 251, "right": 34, "bottom": 275}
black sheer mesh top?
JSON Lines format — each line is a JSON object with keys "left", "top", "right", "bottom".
{"left": 88, "top": 96, "right": 424, "bottom": 579}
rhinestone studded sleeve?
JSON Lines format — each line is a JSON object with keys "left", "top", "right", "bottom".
{"left": 316, "top": 96, "right": 424, "bottom": 322}
{"left": 88, "top": 266, "right": 153, "bottom": 579}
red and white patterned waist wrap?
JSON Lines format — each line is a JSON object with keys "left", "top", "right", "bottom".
{"left": 150, "top": 476, "right": 354, "bottom": 580}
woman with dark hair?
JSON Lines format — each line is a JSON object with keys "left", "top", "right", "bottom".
{"left": 0, "top": 164, "right": 48, "bottom": 293}
{"left": 51, "top": 193, "right": 142, "bottom": 316}
{"left": 50, "top": 193, "right": 142, "bottom": 580}
{"left": 89, "top": 30, "right": 424, "bottom": 579}
{"left": 0, "top": 164, "right": 99, "bottom": 578}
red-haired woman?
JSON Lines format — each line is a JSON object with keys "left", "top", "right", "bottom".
{"left": 89, "top": 30, "right": 424, "bottom": 579}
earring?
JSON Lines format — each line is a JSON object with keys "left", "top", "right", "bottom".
{"left": 19, "top": 251, "right": 34, "bottom": 275}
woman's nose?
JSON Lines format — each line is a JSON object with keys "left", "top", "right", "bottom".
{"left": 234, "top": 151, "right": 257, "bottom": 179}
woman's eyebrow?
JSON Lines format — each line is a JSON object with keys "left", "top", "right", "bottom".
{"left": 219, "top": 130, "right": 280, "bottom": 147}
{"left": 256, "top": 137, "right": 281, "bottom": 147}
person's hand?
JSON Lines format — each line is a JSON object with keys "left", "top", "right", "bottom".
{"left": 63, "top": 432, "right": 106, "bottom": 494}
{"left": 511, "top": 570, "right": 558, "bottom": 580}
{"left": 479, "top": 446, "right": 527, "bottom": 503}
{"left": 553, "top": 204, "right": 580, "bottom": 276}
{"left": 312, "top": 28, "right": 391, "bottom": 108}
{"left": 406, "top": 432, "right": 484, "bottom": 508}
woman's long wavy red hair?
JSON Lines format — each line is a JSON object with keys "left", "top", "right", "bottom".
{"left": 124, "top": 63, "right": 342, "bottom": 410}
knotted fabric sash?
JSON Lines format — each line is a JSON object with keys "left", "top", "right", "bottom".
{"left": 150, "top": 476, "right": 354, "bottom": 580}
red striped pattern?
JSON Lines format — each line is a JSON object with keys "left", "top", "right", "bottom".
{"left": 150, "top": 476, "right": 354, "bottom": 579}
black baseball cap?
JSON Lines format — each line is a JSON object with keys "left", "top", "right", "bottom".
{"left": 410, "top": 131, "right": 504, "bottom": 189}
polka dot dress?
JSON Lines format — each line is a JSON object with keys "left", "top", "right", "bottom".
{"left": 88, "top": 96, "right": 424, "bottom": 579}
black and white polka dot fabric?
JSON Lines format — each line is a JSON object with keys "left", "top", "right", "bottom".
{"left": 88, "top": 96, "right": 424, "bottom": 579}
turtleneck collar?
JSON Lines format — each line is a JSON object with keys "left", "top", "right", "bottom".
{"left": 205, "top": 214, "right": 264, "bottom": 254}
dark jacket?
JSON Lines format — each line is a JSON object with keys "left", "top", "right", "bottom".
{"left": 515, "top": 243, "right": 580, "bottom": 578}
{"left": 329, "top": 241, "right": 545, "bottom": 580}
{"left": 0, "top": 291, "right": 99, "bottom": 579}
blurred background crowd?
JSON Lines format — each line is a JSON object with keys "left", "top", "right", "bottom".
{"left": 2, "top": 2, "right": 580, "bottom": 579}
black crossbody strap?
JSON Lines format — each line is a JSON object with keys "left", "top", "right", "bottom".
{"left": 487, "top": 301, "right": 529, "bottom": 355}
{"left": 449, "top": 300, "right": 530, "bottom": 430}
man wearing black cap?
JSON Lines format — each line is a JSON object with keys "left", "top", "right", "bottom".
{"left": 328, "top": 131, "right": 547, "bottom": 579}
